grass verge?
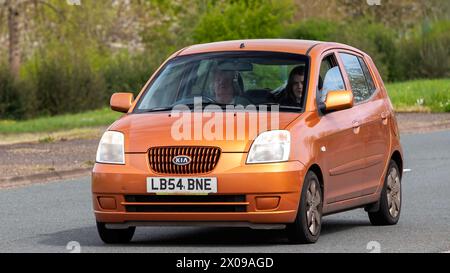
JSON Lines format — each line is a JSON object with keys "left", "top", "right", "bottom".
{"left": 0, "top": 79, "right": 449, "bottom": 137}
{"left": 0, "top": 107, "right": 121, "bottom": 135}
{"left": 386, "top": 78, "right": 450, "bottom": 112}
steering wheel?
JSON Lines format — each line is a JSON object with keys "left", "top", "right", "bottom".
{"left": 202, "top": 95, "right": 217, "bottom": 103}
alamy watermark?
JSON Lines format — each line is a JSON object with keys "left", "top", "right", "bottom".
{"left": 66, "top": 0, "right": 81, "bottom": 6}
{"left": 66, "top": 241, "right": 81, "bottom": 253}
{"left": 170, "top": 97, "right": 280, "bottom": 141}
{"left": 366, "top": 0, "right": 381, "bottom": 6}
{"left": 366, "top": 241, "right": 381, "bottom": 253}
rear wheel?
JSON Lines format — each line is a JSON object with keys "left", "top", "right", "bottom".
{"left": 287, "top": 171, "right": 323, "bottom": 244}
{"left": 368, "top": 160, "right": 402, "bottom": 225}
{"left": 96, "top": 222, "right": 135, "bottom": 244}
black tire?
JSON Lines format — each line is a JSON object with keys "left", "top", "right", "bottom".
{"left": 368, "top": 160, "right": 402, "bottom": 225}
{"left": 287, "top": 171, "right": 323, "bottom": 244}
{"left": 96, "top": 222, "right": 135, "bottom": 244}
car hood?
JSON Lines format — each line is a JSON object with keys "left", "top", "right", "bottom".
{"left": 109, "top": 111, "right": 301, "bottom": 153}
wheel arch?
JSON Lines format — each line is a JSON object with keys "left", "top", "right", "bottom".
{"left": 391, "top": 150, "right": 403, "bottom": 179}
{"left": 307, "top": 163, "right": 324, "bottom": 193}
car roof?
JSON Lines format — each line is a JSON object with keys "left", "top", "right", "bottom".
{"left": 176, "top": 39, "right": 362, "bottom": 57}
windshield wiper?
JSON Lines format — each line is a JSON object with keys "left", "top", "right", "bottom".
{"left": 278, "top": 105, "right": 302, "bottom": 110}
{"left": 138, "top": 106, "right": 174, "bottom": 113}
{"left": 256, "top": 103, "right": 302, "bottom": 111}
{"left": 137, "top": 103, "right": 302, "bottom": 113}
{"left": 182, "top": 102, "right": 232, "bottom": 109}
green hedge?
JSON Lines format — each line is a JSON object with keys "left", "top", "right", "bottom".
{"left": 1, "top": 5, "right": 449, "bottom": 120}
{"left": 0, "top": 65, "right": 34, "bottom": 119}
{"left": 287, "top": 19, "right": 450, "bottom": 82}
{"left": 193, "top": 0, "right": 294, "bottom": 43}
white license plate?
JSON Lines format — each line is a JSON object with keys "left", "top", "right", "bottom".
{"left": 146, "top": 177, "right": 217, "bottom": 194}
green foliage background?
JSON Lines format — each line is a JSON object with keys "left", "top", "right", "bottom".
{"left": 0, "top": 0, "right": 449, "bottom": 119}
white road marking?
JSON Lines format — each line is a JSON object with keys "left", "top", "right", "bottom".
{"left": 403, "top": 168, "right": 412, "bottom": 173}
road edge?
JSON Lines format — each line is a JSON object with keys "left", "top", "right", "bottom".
{"left": 0, "top": 168, "right": 92, "bottom": 190}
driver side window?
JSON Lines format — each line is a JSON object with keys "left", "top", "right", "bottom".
{"left": 318, "top": 55, "right": 345, "bottom": 103}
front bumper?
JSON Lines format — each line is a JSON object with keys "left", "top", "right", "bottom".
{"left": 92, "top": 153, "right": 306, "bottom": 225}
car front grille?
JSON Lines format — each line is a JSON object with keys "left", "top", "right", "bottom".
{"left": 148, "top": 146, "right": 221, "bottom": 174}
{"left": 123, "top": 195, "right": 247, "bottom": 213}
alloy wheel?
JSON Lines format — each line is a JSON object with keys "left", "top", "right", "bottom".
{"left": 386, "top": 167, "right": 401, "bottom": 218}
{"left": 306, "top": 181, "right": 321, "bottom": 235}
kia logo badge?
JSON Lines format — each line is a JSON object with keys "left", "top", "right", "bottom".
{"left": 172, "top": 155, "right": 192, "bottom": 166}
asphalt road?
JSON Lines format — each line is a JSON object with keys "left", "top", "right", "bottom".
{"left": 1, "top": 130, "right": 450, "bottom": 253}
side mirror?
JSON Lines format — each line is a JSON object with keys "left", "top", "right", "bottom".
{"left": 320, "top": 90, "right": 353, "bottom": 113}
{"left": 110, "top": 93, "right": 134, "bottom": 113}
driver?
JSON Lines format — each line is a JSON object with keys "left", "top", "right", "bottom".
{"left": 213, "top": 71, "right": 235, "bottom": 104}
{"left": 213, "top": 70, "right": 251, "bottom": 105}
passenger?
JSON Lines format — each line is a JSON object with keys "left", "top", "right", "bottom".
{"left": 278, "top": 66, "right": 305, "bottom": 106}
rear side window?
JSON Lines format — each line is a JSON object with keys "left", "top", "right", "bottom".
{"left": 358, "top": 57, "right": 376, "bottom": 92}
{"left": 339, "top": 53, "right": 375, "bottom": 103}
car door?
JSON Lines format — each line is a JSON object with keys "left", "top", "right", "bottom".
{"left": 316, "top": 53, "right": 367, "bottom": 204}
{"left": 338, "top": 52, "right": 390, "bottom": 196}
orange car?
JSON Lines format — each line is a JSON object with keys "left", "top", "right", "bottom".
{"left": 92, "top": 39, "right": 403, "bottom": 244}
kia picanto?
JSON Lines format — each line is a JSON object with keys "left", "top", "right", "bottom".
{"left": 92, "top": 39, "right": 403, "bottom": 244}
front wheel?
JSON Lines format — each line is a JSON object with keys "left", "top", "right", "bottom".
{"left": 368, "top": 160, "right": 402, "bottom": 225}
{"left": 286, "top": 171, "right": 323, "bottom": 244}
{"left": 96, "top": 222, "right": 135, "bottom": 244}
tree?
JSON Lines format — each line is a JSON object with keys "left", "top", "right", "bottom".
{"left": 1, "top": 0, "right": 66, "bottom": 79}
{"left": 4, "top": 0, "right": 21, "bottom": 78}
{"left": 193, "top": 0, "right": 294, "bottom": 43}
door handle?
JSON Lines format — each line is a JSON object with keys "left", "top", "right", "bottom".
{"left": 381, "top": 111, "right": 389, "bottom": 125}
{"left": 352, "top": 120, "right": 360, "bottom": 134}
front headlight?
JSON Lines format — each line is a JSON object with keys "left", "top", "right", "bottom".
{"left": 96, "top": 131, "right": 125, "bottom": 164}
{"left": 246, "top": 130, "right": 291, "bottom": 164}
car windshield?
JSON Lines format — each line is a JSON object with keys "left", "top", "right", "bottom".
{"left": 134, "top": 51, "right": 309, "bottom": 113}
